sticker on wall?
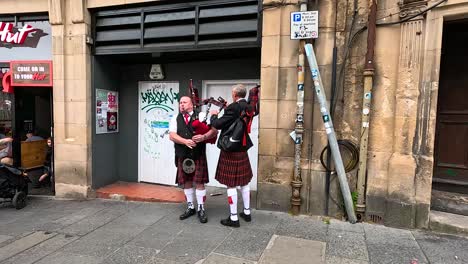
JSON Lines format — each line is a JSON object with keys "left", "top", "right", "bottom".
{"left": 96, "top": 89, "right": 119, "bottom": 134}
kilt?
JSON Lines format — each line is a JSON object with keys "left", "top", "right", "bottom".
{"left": 176, "top": 155, "right": 209, "bottom": 185}
{"left": 215, "top": 150, "right": 253, "bottom": 187}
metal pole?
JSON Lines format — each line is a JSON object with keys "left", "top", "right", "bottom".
{"left": 356, "top": 0, "right": 377, "bottom": 217}
{"left": 291, "top": 0, "right": 308, "bottom": 216}
{"left": 305, "top": 43, "right": 357, "bottom": 223}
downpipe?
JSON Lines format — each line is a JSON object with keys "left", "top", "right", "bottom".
{"left": 356, "top": 0, "right": 377, "bottom": 218}
{"left": 291, "top": 0, "right": 309, "bottom": 216}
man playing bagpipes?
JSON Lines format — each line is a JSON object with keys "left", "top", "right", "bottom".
{"left": 169, "top": 80, "right": 220, "bottom": 223}
{"left": 208, "top": 84, "right": 260, "bottom": 228}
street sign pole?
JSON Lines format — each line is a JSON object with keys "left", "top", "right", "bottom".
{"left": 305, "top": 43, "right": 357, "bottom": 224}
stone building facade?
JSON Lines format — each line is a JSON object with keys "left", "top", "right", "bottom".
{"left": 1, "top": 0, "right": 466, "bottom": 229}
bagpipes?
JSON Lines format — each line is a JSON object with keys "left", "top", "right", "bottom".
{"left": 189, "top": 79, "right": 226, "bottom": 144}
{"left": 188, "top": 79, "right": 260, "bottom": 143}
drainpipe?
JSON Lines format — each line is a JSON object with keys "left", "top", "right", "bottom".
{"left": 356, "top": 0, "right": 377, "bottom": 217}
{"left": 291, "top": 0, "right": 308, "bottom": 216}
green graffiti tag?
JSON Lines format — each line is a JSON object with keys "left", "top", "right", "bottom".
{"left": 141, "top": 85, "right": 179, "bottom": 113}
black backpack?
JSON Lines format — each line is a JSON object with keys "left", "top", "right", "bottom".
{"left": 217, "top": 111, "right": 253, "bottom": 152}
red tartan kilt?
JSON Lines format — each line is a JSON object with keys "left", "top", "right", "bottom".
{"left": 215, "top": 150, "right": 253, "bottom": 187}
{"left": 176, "top": 155, "right": 209, "bottom": 185}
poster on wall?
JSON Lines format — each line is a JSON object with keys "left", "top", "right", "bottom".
{"left": 138, "top": 82, "right": 179, "bottom": 185}
{"left": 96, "top": 89, "right": 119, "bottom": 134}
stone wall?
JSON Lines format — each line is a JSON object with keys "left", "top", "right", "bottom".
{"left": 49, "top": 0, "right": 93, "bottom": 199}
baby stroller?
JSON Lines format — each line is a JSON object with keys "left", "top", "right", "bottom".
{"left": 0, "top": 164, "right": 30, "bottom": 209}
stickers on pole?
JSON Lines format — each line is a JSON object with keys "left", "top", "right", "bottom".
{"left": 290, "top": 11, "right": 319, "bottom": 40}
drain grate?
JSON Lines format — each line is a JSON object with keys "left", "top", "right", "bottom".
{"left": 367, "top": 213, "right": 384, "bottom": 224}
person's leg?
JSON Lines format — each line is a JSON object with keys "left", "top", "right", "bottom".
{"left": 220, "top": 186, "right": 240, "bottom": 227}
{"left": 195, "top": 184, "right": 207, "bottom": 223}
{"left": 184, "top": 182, "right": 195, "bottom": 209}
{"left": 180, "top": 181, "right": 196, "bottom": 220}
{"left": 39, "top": 166, "right": 50, "bottom": 182}
{"left": 195, "top": 184, "right": 206, "bottom": 211}
{"left": 239, "top": 184, "right": 252, "bottom": 222}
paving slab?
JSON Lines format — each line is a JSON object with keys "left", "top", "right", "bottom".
{"left": 363, "top": 222, "right": 414, "bottom": 244}
{"left": 325, "top": 256, "right": 369, "bottom": 264}
{"left": 127, "top": 215, "right": 187, "bottom": 250}
{"left": 326, "top": 229, "right": 368, "bottom": 261}
{"left": 37, "top": 207, "right": 105, "bottom": 232}
{"left": 328, "top": 219, "right": 364, "bottom": 234}
{"left": 0, "top": 235, "right": 12, "bottom": 244}
{"left": 157, "top": 224, "right": 231, "bottom": 263}
{"left": 259, "top": 235, "right": 326, "bottom": 264}
{"left": 60, "top": 207, "right": 127, "bottom": 236}
{"left": 275, "top": 215, "right": 328, "bottom": 242}
{"left": 366, "top": 240, "right": 428, "bottom": 264}
{"left": 34, "top": 251, "right": 104, "bottom": 264}
{"left": 1, "top": 233, "right": 78, "bottom": 264}
{"left": 61, "top": 220, "right": 147, "bottom": 258}
{"left": 214, "top": 227, "right": 273, "bottom": 261}
{"left": 0, "top": 231, "right": 56, "bottom": 262}
{"left": 413, "top": 230, "right": 468, "bottom": 264}
{"left": 202, "top": 253, "right": 256, "bottom": 264}
{"left": 101, "top": 245, "right": 161, "bottom": 264}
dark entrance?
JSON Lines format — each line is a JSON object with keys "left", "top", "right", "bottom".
{"left": 433, "top": 20, "right": 468, "bottom": 196}
{"left": 13, "top": 87, "right": 53, "bottom": 195}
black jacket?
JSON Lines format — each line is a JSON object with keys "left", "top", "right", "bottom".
{"left": 211, "top": 99, "right": 253, "bottom": 151}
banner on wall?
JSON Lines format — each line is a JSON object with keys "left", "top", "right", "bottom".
{"left": 96, "top": 89, "right": 119, "bottom": 134}
{"left": 138, "top": 82, "right": 179, "bottom": 185}
{"left": 10, "top": 60, "right": 53, "bottom": 87}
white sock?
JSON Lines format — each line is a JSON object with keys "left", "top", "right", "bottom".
{"left": 184, "top": 188, "right": 195, "bottom": 209}
{"left": 227, "top": 188, "right": 238, "bottom": 221}
{"left": 241, "top": 185, "right": 251, "bottom": 215}
{"left": 196, "top": 189, "right": 206, "bottom": 211}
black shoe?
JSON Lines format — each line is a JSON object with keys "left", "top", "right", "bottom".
{"left": 198, "top": 209, "right": 208, "bottom": 223}
{"left": 220, "top": 216, "right": 240, "bottom": 228}
{"left": 179, "top": 208, "right": 196, "bottom": 220}
{"left": 239, "top": 212, "right": 252, "bottom": 222}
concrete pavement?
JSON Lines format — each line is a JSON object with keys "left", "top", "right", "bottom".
{"left": 0, "top": 195, "right": 467, "bottom": 264}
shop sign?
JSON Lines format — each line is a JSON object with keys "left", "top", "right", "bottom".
{"left": 0, "top": 21, "right": 52, "bottom": 61}
{"left": 0, "top": 22, "right": 37, "bottom": 46}
{"left": 290, "top": 11, "right": 319, "bottom": 40}
{"left": 10, "top": 61, "right": 53, "bottom": 87}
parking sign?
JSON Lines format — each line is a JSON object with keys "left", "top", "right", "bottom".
{"left": 293, "top": 13, "right": 302, "bottom": 22}
{"left": 290, "top": 11, "right": 319, "bottom": 40}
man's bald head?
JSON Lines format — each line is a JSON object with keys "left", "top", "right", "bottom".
{"left": 179, "top": 96, "right": 194, "bottom": 113}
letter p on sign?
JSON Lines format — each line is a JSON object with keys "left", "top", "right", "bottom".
{"left": 293, "top": 14, "right": 301, "bottom": 22}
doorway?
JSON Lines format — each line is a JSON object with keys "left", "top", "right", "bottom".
{"left": 433, "top": 20, "right": 468, "bottom": 196}
{"left": 13, "top": 87, "right": 53, "bottom": 195}
{"left": 202, "top": 80, "right": 259, "bottom": 191}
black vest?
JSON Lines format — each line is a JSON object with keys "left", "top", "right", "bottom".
{"left": 174, "top": 111, "right": 205, "bottom": 159}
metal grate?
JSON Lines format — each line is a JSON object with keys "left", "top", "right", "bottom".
{"left": 92, "top": 0, "right": 261, "bottom": 55}
{"left": 367, "top": 213, "right": 384, "bottom": 224}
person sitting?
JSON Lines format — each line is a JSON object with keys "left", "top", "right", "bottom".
{"left": 0, "top": 133, "right": 13, "bottom": 166}
{"left": 38, "top": 138, "right": 53, "bottom": 185}
{"left": 25, "top": 130, "right": 44, "bottom": 142}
